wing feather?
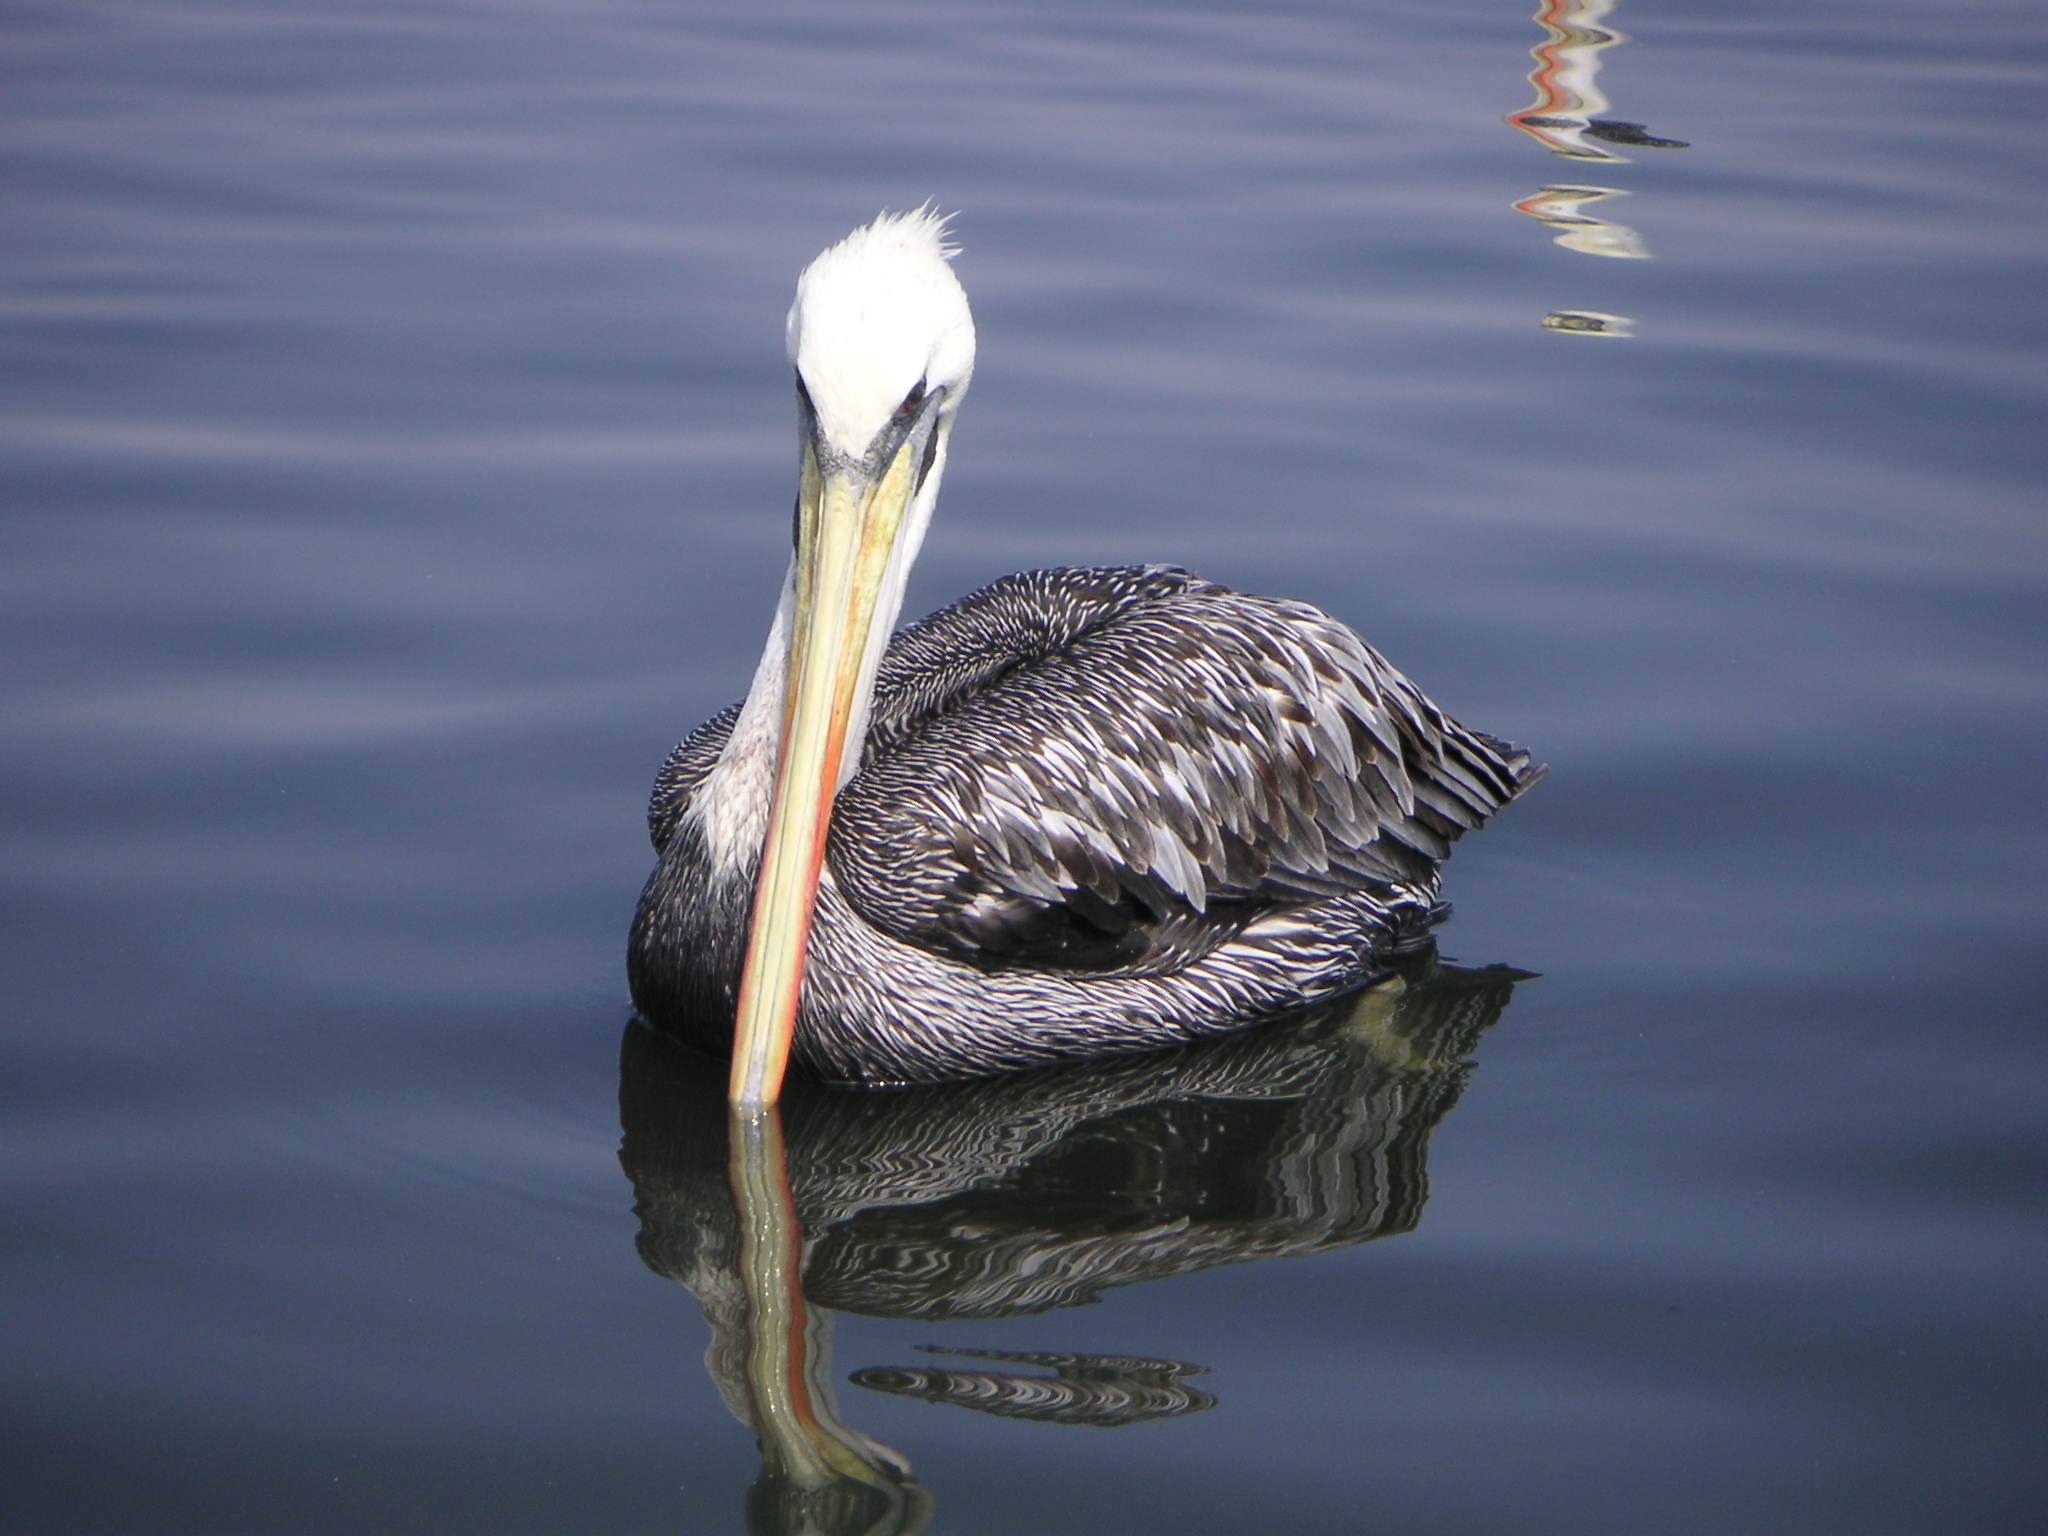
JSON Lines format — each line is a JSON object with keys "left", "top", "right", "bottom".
{"left": 827, "top": 569, "right": 1538, "bottom": 972}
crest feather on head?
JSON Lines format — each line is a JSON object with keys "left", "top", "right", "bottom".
{"left": 786, "top": 206, "right": 976, "bottom": 459}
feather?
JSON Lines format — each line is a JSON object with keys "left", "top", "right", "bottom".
{"left": 822, "top": 568, "right": 1537, "bottom": 974}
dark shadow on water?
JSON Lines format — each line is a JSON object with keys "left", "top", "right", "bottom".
{"left": 617, "top": 948, "right": 1528, "bottom": 1534}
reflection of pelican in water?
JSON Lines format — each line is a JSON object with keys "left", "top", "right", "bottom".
{"left": 718, "top": 1109, "right": 932, "bottom": 1536}
{"left": 618, "top": 949, "right": 1526, "bottom": 1533}
{"left": 850, "top": 1348, "right": 1214, "bottom": 1427}
{"left": 627, "top": 211, "right": 1541, "bottom": 1104}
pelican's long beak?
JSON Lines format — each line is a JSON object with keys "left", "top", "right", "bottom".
{"left": 728, "top": 407, "right": 933, "bottom": 1106}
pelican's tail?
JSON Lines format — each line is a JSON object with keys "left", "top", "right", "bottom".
{"left": 1474, "top": 731, "right": 1549, "bottom": 799}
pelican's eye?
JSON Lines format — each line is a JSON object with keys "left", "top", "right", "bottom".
{"left": 894, "top": 379, "right": 927, "bottom": 423}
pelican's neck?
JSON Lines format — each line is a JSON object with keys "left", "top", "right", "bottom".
{"left": 692, "top": 418, "right": 952, "bottom": 881}
{"left": 695, "top": 566, "right": 795, "bottom": 879}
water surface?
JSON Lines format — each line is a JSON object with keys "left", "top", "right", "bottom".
{"left": 4, "top": 2, "right": 2044, "bottom": 1532}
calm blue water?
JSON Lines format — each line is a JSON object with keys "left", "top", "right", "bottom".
{"left": 4, "top": 1, "right": 2044, "bottom": 1531}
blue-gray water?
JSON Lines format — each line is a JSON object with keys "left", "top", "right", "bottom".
{"left": 4, "top": 1, "right": 2044, "bottom": 1531}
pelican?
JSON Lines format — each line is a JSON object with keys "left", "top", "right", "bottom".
{"left": 628, "top": 210, "right": 1542, "bottom": 1103}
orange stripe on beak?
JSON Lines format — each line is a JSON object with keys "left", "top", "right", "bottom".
{"left": 728, "top": 432, "right": 921, "bottom": 1105}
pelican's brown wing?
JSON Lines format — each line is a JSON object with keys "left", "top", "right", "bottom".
{"left": 827, "top": 568, "right": 1540, "bottom": 972}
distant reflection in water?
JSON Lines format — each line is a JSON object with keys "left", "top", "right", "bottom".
{"left": 1540, "top": 309, "right": 1635, "bottom": 337}
{"left": 1505, "top": 0, "right": 1689, "bottom": 165}
{"left": 1507, "top": 0, "right": 1689, "bottom": 329}
{"left": 1513, "top": 184, "right": 1649, "bottom": 261}
{"left": 618, "top": 951, "right": 1527, "bottom": 1534}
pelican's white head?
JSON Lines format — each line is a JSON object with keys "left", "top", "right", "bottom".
{"left": 785, "top": 207, "right": 975, "bottom": 461}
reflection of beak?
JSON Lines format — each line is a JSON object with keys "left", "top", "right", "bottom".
{"left": 729, "top": 1106, "right": 910, "bottom": 1489}
{"left": 729, "top": 407, "right": 932, "bottom": 1106}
